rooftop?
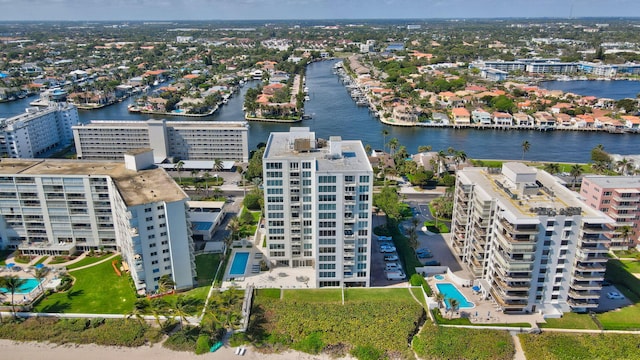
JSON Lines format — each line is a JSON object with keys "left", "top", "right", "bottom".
{"left": 0, "top": 158, "right": 186, "bottom": 206}
{"left": 583, "top": 175, "right": 640, "bottom": 189}
{"left": 459, "top": 163, "right": 611, "bottom": 223}
{"left": 264, "top": 128, "right": 372, "bottom": 173}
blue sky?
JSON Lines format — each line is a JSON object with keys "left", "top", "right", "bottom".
{"left": 0, "top": 0, "right": 639, "bottom": 21}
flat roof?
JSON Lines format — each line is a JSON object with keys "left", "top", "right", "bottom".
{"left": 583, "top": 175, "right": 640, "bottom": 189}
{"left": 459, "top": 165, "right": 611, "bottom": 223}
{"left": 0, "top": 158, "right": 186, "bottom": 206}
{"left": 264, "top": 129, "right": 372, "bottom": 173}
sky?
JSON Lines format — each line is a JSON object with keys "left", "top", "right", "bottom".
{"left": 0, "top": 0, "right": 639, "bottom": 21}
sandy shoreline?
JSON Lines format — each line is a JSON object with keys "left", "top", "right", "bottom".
{"left": 0, "top": 339, "right": 355, "bottom": 360}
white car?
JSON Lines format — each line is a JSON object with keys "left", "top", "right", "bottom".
{"left": 385, "top": 262, "right": 401, "bottom": 271}
{"left": 384, "top": 254, "right": 399, "bottom": 262}
{"left": 607, "top": 292, "right": 625, "bottom": 300}
{"left": 385, "top": 270, "right": 406, "bottom": 281}
{"left": 380, "top": 245, "right": 396, "bottom": 253}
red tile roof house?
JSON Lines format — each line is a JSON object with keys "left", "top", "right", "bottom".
{"left": 575, "top": 114, "right": 595, "bottom": 128}
{"left": 513, "top": 112, "right": 533, "bottom": 126}
{"left": 492, "top": 112, "right": 513, "bottom": 126}
{"left": 554, "top": 113, "right": 573, "bottom": 127}
{"left": 451, "top": 107, "right": 471, "bottom": 125}
{"left": 621, "top": 115, "right": 640, "bottom": 130}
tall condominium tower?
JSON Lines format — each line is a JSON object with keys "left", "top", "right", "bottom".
{"left": 0, "top": 150, "right": 195, "bottom": 293}
{"left": 262, "top": 128, "right": 373, "bottom": 287}
{"left": 450, "top": 163, "right": 613, "bottom": 316}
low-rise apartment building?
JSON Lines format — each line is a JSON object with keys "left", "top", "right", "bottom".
{"left": 451, "top": 163, "right": 613, "bottom": 316}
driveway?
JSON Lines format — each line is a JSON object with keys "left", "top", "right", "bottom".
{"left": 596, "top": 285, "right": 633, "bottom": 312}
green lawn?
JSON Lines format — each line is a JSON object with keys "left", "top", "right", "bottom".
{"left": 66, "top": 254, "right": 113, "bottom": 270}
{"left": 613, "top": 249, "right": 640, "bottom": 260}
{"left": 538, "top": 312, "right": 599, "bottom": 330}
{"left": 34, "top": 256, "right": 48, "bottom": 265}
{"left": 34, "top": 256, "right": 137, "bottom": 314}
{"left": 413, "top": 323, "right": 515, "bottom": 360}
{"left": 160, "top": 286, "right": 210, "bottom": 315}
{"left": 519, "top": 332, "right": 640, "bottom": 360}
{"left": 620, "top": 259, "right": 640, "bottom": 274}
{"left": 597, "top": 259, "right": 640, "bottom": 330}
{"left": 195, "top": 253, "right": 222, "bottom": 286}
{"left": 424, "top": 220, "right": 450, "bottom": 233}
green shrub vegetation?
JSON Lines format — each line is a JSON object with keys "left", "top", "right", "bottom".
{"left": 163, "top": 325, "right": 201, "bottom": 352}
{"left": 0, "top": 318, "right": 160, "bottom": 346}
{"left": 195, "top": 333, "right": 213, "bottom": 354}
{"left": 34, "top": 256, "right": 136, "bottom": 314}
{"left": 423, "top": 220, "right": 450, "bottom": 234}
{"left": 250, "top": 288, "right": 425, "bottom": 358}
{"left": 519, "top": 332, "right": 640, "bottom": 360}
{"left": 413, "top": 323, "right": 514, "bottom": 360}
{"left": 351, "top": 344, "right": 386, "bottom": 360}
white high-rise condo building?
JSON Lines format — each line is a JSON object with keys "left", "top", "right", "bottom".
{"left": 450, "top": 163, "right": 613, "bottom": 316}
{"left": 73, "top": 119, "right": 249, "bottom": 162}
{"left": 0, "top": 150, "right": 195, "bottom": 293}
{"left": 0, "top": 104, "right": 79, "bottom": 158}
{"left": 262, "top": 128, "right": 373, "bottom": 287}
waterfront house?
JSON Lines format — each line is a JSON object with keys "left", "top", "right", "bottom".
{"left": 554, "top": 113, "right": 573, "bottom": 127}
{"left": 575, "top": 114, "right": 595, "bottom": 128}
{"left": 533, "top": 111, "right": 556, "bottom": 127}
{"left": 451, "top": 107, "right": 471, "bottom": 125}
{"left": 550, "top": 102, "right": 573, "bottom": 114}
{"left": 594, "top": 116, "right": 615, "bottom": 128}
{"left": 493, "top": 112, "right": 513, "bottom": 126}
{"left": 392, "top": 105, "right": 418, "bottom": 123}
{"left": 621, "top": 115, "right": 640, "bottom": 130}
{"left": 471, "top": 109, "right": 492, "bottom": 124}
{"left": 513, "top": 112, "right": 533, "bottom": 126}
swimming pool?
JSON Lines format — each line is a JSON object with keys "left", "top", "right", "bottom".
{"left": 229, "top": 252, "right": 249, "bottom": 276}
{"left": 192, "top": 221, "right": 213, "bottom": 231}
{"left": 0, "top": 278, "right": 40, "bottom": 295}
{"left": 434, "top": 274, "right": 445, "bottom": 280}
{"left": 436, "top": 282, "right": 475, "bottom": 309}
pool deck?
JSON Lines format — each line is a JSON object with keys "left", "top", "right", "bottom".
{"left": 428, "top": 274, "right": 544, "bottom": 327}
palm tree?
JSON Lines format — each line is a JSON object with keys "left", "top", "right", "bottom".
{"left": 521, "top": 140, "right": 531, "bottom": 161}
{"left": 202, "top": 172, "right": 211, "bottom": 196}
{"left": 418, "top": 145, "right": 432, "bottom": 153}
{"left": 381, "top": 128, "right": 390, "bottom": 152}
{"left": 616, "top": 225, "right": 634, "bottom": 246}
{"left": 207, "top": 286, "right": 243, "bottom": 332}
{"left": 570, "top": 164, "right": 583, "bottom": 190}
{"left": 544, "top": 162, "right": 560, "bottom": 175}
{"left": 34, "top": 267, "right": 47, "bottom": 296}
{"left": 174, "top": 160, "right": 185, "bottom": 183}
{"left": 436, "top": 150, "right": 447, "bottom": 176}
{"left": 150, "top": 297, "right": 170, "bottom": 327}
{"left": 158, "top": 274, "right": 175, "bottom": 294}
{"left": 616, "top": 158, "right": 635, "bottom": 176}
{"left": 434, "top": 292, "right": 445, "bottom": 309}
{"left": 1, "top": 276, "right": 27, "bottom": 318}
{"left": 454, "top": 150, "right": 467, "bottom": 169}
{"left": 228, "top": 217, "right": 241, "bottom": 241}
{"left": 447, "top": 146, "right": 456, "bottom": 155}
{"left": 448, "top": 298, "right": 460, "bottom": 319}
{"left": 172, "top": 295, "right": 194, "bottom": 328}
{"left": 127, "top": 299, "right": 149, "bottom": 325}
{"left": 213, "top": 158, "right": 224, "bottom": 172}
{"left": 387, "top": 137, "right": 399, "bottom": 156}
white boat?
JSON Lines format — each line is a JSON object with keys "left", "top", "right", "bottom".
{"left": 153, "top": 80, "right": 159, "bottom": 86}
{"left": 304, "top": 95, "right": 310, "bottom": 101}
{"left": 304, "top": 87, "right": 309, "bottom": 93}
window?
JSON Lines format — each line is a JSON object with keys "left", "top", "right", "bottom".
{"left": 149, "top": 243, "right": 156, "bottom": 248}
{"left": 157, "top": 205, "right": 164, "bottom": 210}
{"left": 145, "top": 208, "right": 152, "bottom": 213}
{"left": 150, "top": 251, "right": 157, "bottom": 256}
{"left": 146, "top": 216, "right": 153, "bottom": 222}
{"left": 148, "top": 235, "right": 155, "bottom": 239}
{"left": 359, "top": 175, "right": 369, "bottom": 182}
{"left": 266, "top": 162, "right": 283, "bottom": 169}
{"left": 318, "top": 176, "right": 336, "bottom": 183}
{"left": 302, "top": 162, "right": 311, "bottom": 169}
{"left": 147, "top": 225, "right": 154, "bottom": 230}
{"left": 319, "top": 271, "right": 336, "bottom": 278}
{"left": 152, "top": 268, "right": 160, "bottom": 273}
{"left": 151, "top": 260, "right": 158, "bottom": 265}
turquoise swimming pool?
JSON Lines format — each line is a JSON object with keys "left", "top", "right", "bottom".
{"left": 229, "top": 252, "right": 249, "bottom": 276}
{"left": 0, "top": 278, "right": 40, "bottom": 295}
{"left": 436, "top": 282, "right": 475, "bottom": 309}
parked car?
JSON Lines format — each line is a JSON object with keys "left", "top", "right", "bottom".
{"left": 607, "top": 292, "right": 625, "bottom": 300}
{"left": 385, "top": 262, "right": 401, "bottom": 271}
{"left": 384, "top": 254, "right": 399, "bottom": 262}
{"left": 385, "top": 270, "right": 407, "bottom": 281}
{"left": 380, "top": 245, "right": 396, "bottom": 253}
{"left": 416, "top": 248, "right": 431, "bottom": 255}
{"left": 424, "top": 260, "right": 440, "bottom": 266}
{"left": 417, "top": 252, "right": 433, "bottom": 259}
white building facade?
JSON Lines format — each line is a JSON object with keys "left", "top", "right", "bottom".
{"left": 73, "top": 119, "right": 249, "bottom": 162}
{"left": 262, "top": 128, "right": 373, "bottom": 287}
{"left": 0, "top": 152, "right": 195, "bottom": 293}
{"left": 0, "top": 104, "right": 79, "bottom": 158}
{"left": 450, "top": 163, "right": 613, "bottom": 316}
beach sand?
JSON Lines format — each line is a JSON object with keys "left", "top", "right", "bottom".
{"left": 0, "top": 339, "right": 355, "bottom": 360}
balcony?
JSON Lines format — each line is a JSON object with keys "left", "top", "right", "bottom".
{"left": 490, "top": 288, "right": 528, "bottom": 309}
{"left": 574, "top": 263, "right": 606, "bottom": 272}
{"left": 612, "top": 195, "right": 640, "bottom": 202}
{"left": 568, "top": 290, "right": 600, "bottom": 300}
{"left": 581, "top": 224, "right": 610, "bottom": 234}
{"left": 492, "top": 251, "right": 534, "bottom": 272}
{"left": 494, "top": 266, "right": 532, "bottom": 282}
{"left": 344, "top": 241, "right": 355, "bottom": 249}
{"left": 570, "top": 281, "right": 602, "bottom": 291}
{"left": 343, "top": 259, "right": 355, "bottom": 266}
{"left": 568, "top": 298, "right": 599, "bottom": 309}
{"left": 495, "top": 277, "right": 531, "bottom": 291}
{"left": 610, "top": 203, "right": 638, "bottom": 211}
{"left": 499, "top": 219, "right": 538, "bottom": 234}
{"left": 572, "top": 272, "right": 605, "bottom": 281}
